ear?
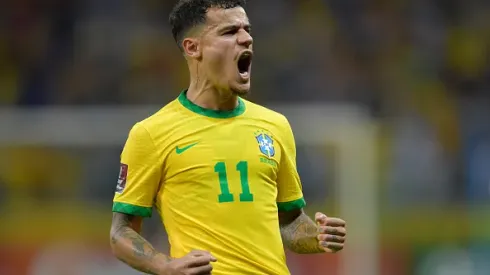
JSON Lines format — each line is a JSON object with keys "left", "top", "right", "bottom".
{"left": 182, "top": 37, "right": 201, "bottom": 60}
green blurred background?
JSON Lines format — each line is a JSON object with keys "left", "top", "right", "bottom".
{"left": 1, "top": 0, "right": 490, "bottom": 274}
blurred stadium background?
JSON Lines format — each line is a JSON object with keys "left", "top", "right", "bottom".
{"left": 1, "top": 0, "right": 490, "bottom": 274}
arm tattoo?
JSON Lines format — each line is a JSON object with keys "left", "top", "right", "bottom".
{"left": 280, "top": 212, "right": 324, "bottom": 254}
{"left": 111, "top": 213, "right": 171, "bottom": 274}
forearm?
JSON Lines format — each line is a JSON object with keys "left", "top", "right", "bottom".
{"left": 110, "top": 225, "right": 170, "bottom": 274}
{"left": 280, "top": 212, "right": 324, "bottom": 254}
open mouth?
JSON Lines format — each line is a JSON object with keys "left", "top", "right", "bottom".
{"left": 237, "top": 51, "right": 253, "bottom": 76}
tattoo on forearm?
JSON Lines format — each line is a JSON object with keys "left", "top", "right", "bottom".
{"left": 117, "top": 226, "right": 160, "bottom": 259}
{"left": 111, "top": 213, "right": 170, "bottom": 274}
{"left": 132, "top": 234, "right": 147, "bottom": 257}
{"left": 280, "top": 213, "right": 324, "bottom": 254}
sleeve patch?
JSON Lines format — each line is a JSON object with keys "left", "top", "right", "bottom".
{"left": 112, "top": 202, "right": 152, "bottom": 217}
{"left": 277, "top": 197, "right": 306, "bottom": 212}
{"left": 115, "top": 163, "right": 128, "bottom": 194}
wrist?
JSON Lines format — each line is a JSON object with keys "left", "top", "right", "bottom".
{"left": 152, "top": 253, "right": 173, "bottom": 275}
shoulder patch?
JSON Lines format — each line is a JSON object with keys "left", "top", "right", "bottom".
{"left": 116, "top": 163, "right": 128, "bottom": 194}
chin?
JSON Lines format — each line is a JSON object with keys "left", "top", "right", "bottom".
{"left": 231, "top": 85, "right": 250, "bottom": 97}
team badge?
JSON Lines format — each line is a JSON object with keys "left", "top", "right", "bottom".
{"left": 255, "top": 130, "right": 275, "bottom": 158}
{"left": 116, "top": 163, "right": 128, "bottom": 194}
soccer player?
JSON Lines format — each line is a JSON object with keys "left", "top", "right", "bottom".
{"left": 110, "top": 0, "right": 347, "bottom": 274}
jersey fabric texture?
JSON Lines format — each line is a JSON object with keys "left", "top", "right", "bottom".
{"left": 113, "top": 90, "right": 306, "bottom": 275}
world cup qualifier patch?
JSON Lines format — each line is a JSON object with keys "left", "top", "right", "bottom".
{"left": 116, "top": 163, "right": 128, "bottom": 194}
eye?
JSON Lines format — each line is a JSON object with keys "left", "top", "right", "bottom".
{"left": 223, "top": 29, "right": 236, "bottom": 35}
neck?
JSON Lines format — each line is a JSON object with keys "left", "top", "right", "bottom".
{"left": 186, "top": 78, "right": 238, "bottom": 111}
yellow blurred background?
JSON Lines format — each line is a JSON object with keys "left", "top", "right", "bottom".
{"left": 1, "top": 0, "right": 490, "bottom": 274}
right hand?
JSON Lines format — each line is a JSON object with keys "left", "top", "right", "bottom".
{"left": 161, "top": 250, "right": 217, "bottom": 275}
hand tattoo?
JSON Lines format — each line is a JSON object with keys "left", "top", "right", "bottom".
{"left": 280, "top": 212, "right": 324, "bottom": 254}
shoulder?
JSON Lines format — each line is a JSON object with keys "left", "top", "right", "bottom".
{"left": 132, "top": 99, "right": 182, "bottom": 136}
{"left": 241, "top": 98, "right": 290, "bottom": 128}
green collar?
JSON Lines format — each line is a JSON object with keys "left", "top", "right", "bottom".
{"left": 178, "top": 90, "right": 246, "bottom": 119}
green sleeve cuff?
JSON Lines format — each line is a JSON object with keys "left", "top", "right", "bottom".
{"left": 277, "top": 197, "right": 306, "bottom": 212}
{"left": 112, "top": 202, "right": 152, "bottom": 217}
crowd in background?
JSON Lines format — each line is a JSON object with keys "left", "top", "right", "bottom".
{"left": 1, "top": 0, "right": 490, "bottom": 273}
{"left": 1, "top": 0, "right": 490, "bottom": 207}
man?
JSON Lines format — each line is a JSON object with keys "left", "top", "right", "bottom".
{"left": 110, "top": 1, "right": 347, "bottom": 274}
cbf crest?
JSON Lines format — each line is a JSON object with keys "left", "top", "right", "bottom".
{"left": 255, "top": 130, "right": 275, "bottom": 158}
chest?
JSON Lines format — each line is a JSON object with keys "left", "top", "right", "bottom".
{"left": 161, "top": 122, "right": 282, "bottom": 201}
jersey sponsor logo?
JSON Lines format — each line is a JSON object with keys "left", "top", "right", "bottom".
{"left": 176, "top": 142, "right": 199, "bottom": 154}
{"left": 255, "top": 131, "right": 275, "bottom": 158}
{"left": 116, "top": 163, "right": 128, "bottom": 194}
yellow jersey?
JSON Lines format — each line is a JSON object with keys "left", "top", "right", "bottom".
{"left": 113, "top": 90, "right": 306, "bottom": 275}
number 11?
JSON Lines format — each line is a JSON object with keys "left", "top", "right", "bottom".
{"left": 214, "top": 161, "right": 254, "bottom": 203}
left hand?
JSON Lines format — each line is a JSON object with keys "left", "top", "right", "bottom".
{"left": 315, "top": 212, "right": 346, "bottom": 253}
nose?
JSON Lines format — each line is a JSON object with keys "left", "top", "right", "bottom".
{"left": 237, "top": 30, "right": 253, "bottom": 48}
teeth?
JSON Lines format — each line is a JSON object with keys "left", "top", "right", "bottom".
{"left": 239, "top": 52, "right": 252, "bottom": 60}
{"left": 237, "top": 52, "right": 252, "bottom": 77}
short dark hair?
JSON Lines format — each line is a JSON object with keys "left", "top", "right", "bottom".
{"left": 169, "top": 0, "right": 247, "bottom": 50}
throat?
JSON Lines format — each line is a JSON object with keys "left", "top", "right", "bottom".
{"left": 185, "top": 88, "right": 239, "bottom": 111}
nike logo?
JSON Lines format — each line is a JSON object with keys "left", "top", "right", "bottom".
{"left": 176, "top": 142, "right": 199, "bottom": 154}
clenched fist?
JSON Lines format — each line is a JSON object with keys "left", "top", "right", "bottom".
{"left": 161, "top": 250, "right": 217, "bottom": 275}
{"left": 315, "top": 213, "right": 346, "bottom": 253}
